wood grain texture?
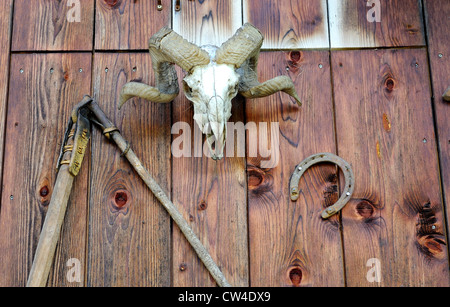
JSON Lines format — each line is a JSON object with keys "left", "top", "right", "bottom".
{"left": 0, "top": 53, "right": 91, "bottom": 287}
{"left": 246, "top": 51, "right": 344, "bottom": 287}
{"left": 423, "top": 0, "right": 450, "bottom": 248}
{"left": 332, "top": 49, "right": 449, "bottom": 286}
{"left": 328, "top": 0, "right": 425, "bottom": 48}
{"left": 172, "top": 69, "right": 249, "bottom": 287}
{"left": 12, "top": 0, "right": 94, "bottom": 51}
{"left": 173, "top": 0, "right": 242, "bottom": 47}
{"left": 95, "top": 0, "right": 171, "bottom": 50}
{"left": 88, "top": 53, "right": 171, "bottom": 286}
{"left": 244, "top": 0, "right": 329, "bottom": 49}
{"left": 0, "top": 0, "right": 13, "bottom": 208}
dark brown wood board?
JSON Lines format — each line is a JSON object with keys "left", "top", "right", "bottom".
{"left": 332, "top": 49, "right": 449, "bottom": 287}
{"left": 0, "top": 53, "right": 91, "bottom": 287}
{"left": 88, "top": 53, "right": 171, "bottom": 286}
{"left": 328, "top": 0, "right": 425, "bottom": 48}
{"left": 173, "top": 0, "right": 242, "bottom": 47}
{"left": 0, "top": 0, "right": 13, "bottom": 206}
{"left": 423, "top": 0, "right": 450, "bottom": 247}
{"left": 246, "top": 51, "right": 344, "bottom": 287}
{"left": 95, "top": 0, "right": 171, "bottom": 50}
{"left": 12, "top": 0, "right": 95, "bottom": 51}
{"left": 171, "top": 73, "right": 249, "bottom": 287}
{"left": 244, "top": 0, "right": 329, "bottom": 49}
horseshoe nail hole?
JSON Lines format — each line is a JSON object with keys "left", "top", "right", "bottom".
{"left": 289, "top": 268, "right": 302, "bottom": 287}
{"left": 356, "top": 201, "right": 375, "bottom": 219}
{"left": 50, "top": 68, "right": 54, "bottom": 74}
{"left": 105, "top": 67, "right": 109, "bottom": 73}
{"left": 132, "top": 67, "right": 137, "bottom": 72}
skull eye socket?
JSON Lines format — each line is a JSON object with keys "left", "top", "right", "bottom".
{"left": 229, "top": 83, "right": 239, "bottom": 96}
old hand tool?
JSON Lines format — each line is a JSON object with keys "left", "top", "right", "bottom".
{"left": 27, "top": 97, "right": 92, "bottom": 287}
{"left": 85, "top": 97, "right": 231, "bottom": 287}
{"left": 290, "top": 153, "right": 355, "bottom": 219}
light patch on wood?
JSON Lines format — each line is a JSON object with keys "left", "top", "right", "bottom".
{"left": 328, "top": 0, "right": 376, "bottom": 48}
{"left": 328, "top": 0, "right": 425, "bottom": 48}
{"left": 173, "top": 0, "right": 242, "bottom": 47}
{"left": 244, "top": 0, "right": 329, "bottom": 49}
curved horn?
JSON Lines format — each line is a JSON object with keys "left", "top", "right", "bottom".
{"left": 240, "top": 76, "right": 301, "bottom": 106}
{"left": 216, "top": 23, "right": 301, "bottom": 105}
{"left": 215, "top": 23, "right": 263, "bottom": 68}
{"left": 119, "top": 27, "right": 211, "bottom": 109}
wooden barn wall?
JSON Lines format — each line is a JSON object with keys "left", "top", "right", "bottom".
{"left": 0, "top": 0, "right": 448, "bottom": 287}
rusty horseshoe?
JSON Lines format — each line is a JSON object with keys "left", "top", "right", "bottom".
{"left": 290, "top": 153, "right": 355, "bottom": 219}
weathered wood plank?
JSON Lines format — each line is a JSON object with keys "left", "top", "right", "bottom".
{"left": 244, "top": 0, "right": 329, "bottom": 49}
{"left": 332, "top": 49, "right": 449, "bottom": 286}
{"left": 95, "top": 0, "right": 171, "bottom": 50}
{"left": 246, "top": 51, "right": 343, "bottom": 287}
{"left": 12, "top": 0, "right": 94, "bottom": 51}
{"left": 173, "top": 0, "right": 242, "bottom": 47}
{"left": 328, "top": 0, "right": 425, "bottom": 48}
{"left": 0, "top": 53, "right": 91, "bottom": 287}
{"left": 0, "top": 0, "right": 13, "bottom": 209}
{"left": 171, "top": 73, "right": 249, "bottom": 287}
{"left": 88, "top": 53, "right": 171, "bottom": 286}
{"left": 423, "top": 0, "right": 450, "bottom": 249}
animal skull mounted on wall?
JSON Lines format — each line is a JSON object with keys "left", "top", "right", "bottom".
{"left": 119, "top": 23, "right": 301, "bottom": 160}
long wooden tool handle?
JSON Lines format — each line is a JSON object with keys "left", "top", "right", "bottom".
{"left": 26, "top": 165, "right": 75, "bottom": 287}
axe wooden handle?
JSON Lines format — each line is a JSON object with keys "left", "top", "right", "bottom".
{"left": 26, "top": 165, "right": 75, "bottom": 287}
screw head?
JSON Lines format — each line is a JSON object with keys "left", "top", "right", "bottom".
{"left": 79, "top": 68, "right": 83, "bottom": 73}
{"left": 346, "top": 192, "right": 351, "bottom": 196}
{"left": 318, "top": 64, "right": 323, "bottom": 69}
{"left": 19, "top": 69, "right": 24, "bottom": 74}
{"left": 438, "top": 53, "right": 443, "bottom": 58}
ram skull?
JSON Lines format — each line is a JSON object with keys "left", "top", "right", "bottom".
{"left": 119, "top": 23, "right": 301, "bottom": 160}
